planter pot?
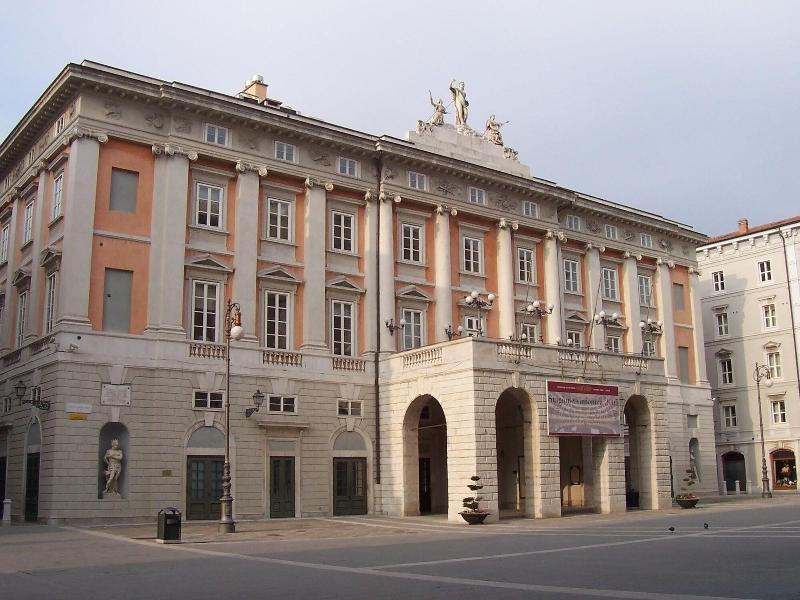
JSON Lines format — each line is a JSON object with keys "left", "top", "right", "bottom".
{"left": 460, "top": 511, "right": 489, "bottom": 525}
{"left": 676, "top": 497, "right": 699, "bottom": 509}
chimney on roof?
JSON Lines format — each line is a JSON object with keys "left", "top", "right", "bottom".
{"left": 240, "top": 74, "right": 268, "bottom": 103}
{"left": 737, "top": 218, "right": 749, "bottom": 234}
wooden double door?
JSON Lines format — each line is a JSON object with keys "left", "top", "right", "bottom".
{"left": 333, "top": 458, "right": 367, "bottom": 516}
{"left": 187, "top": 456, "right": 223, "bottom": 520}
{"left": 270, "top": 457, "right": 295, "bottom": 518}
{"left": 25, "top": 453, "right": 39, "bottom": 522}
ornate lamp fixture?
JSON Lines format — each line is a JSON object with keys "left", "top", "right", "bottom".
{"left": 640, "top": 318, "right": 663, "bottom": 336}
{"left": 220, "top": 300, "right": 244, "bottom": 534}
{"left": 523, "top": 300, "right": 554, "bottom": 319}
{"left": 444, "top": 325, "right": 464, "bottom": 341}
{"left": 245, "top": 389, "right": 266, "bottom": 418}
{"left": 464, "top": 290, "right": 494, "bottom": 337}
{"left": 385, "top": 318, "right": 406, "bottom": 335}
{"left": 753, "top": 363, "right": 774, "bottom": 499}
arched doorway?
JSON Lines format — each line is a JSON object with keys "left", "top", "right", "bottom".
{"left": 332, "top": 430, "right": 368, "bottom": 515}
{"left": 186, "top": 425, "right": 225, "bottom": 520}
{"left": 402, "top": 395, "right": 447, "bottom": 515}
{"left": 721, "top": 451, "right": 746, "bottom": 493}
{"left": 24, "top": 420, "right": 41, "bottom": 522}
{"left": 623, "top": 395, "right": 654, "bottom": 509}
{"left": 771, "top": 449, "right": 797, "bottom": 491}
{"left": 495, "top": 388, "right": 532, "bottom": 517}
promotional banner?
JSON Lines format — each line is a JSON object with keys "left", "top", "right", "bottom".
{"left": 546, "top": 380, "right": 621, "bottom": 436}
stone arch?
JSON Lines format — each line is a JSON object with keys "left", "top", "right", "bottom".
{"left": 624, "top": 395, "right": 656, "bottom": 509}
{"left": 402, "top": 394, "right": 447, "bottom": 516}
{"left": 98, "top": 422, "right": 130, "bottom": 499}
{"left": 23, "top": 418, "right": 42, "bottom": 522}
{"left": 721, "top": 451, "right": 746, "bottom": 493}
{"left": 494, "top": 387, "right": 535, "bottom": 518}
{"left": 184, "top": 422, "right": 232, "bottom": 520}
{"left": 329, "top": 427, "right": 372, "bottom": 516}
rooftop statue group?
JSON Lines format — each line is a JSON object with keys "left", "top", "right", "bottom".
{"left": 420, "top": 80, "right": 518, "bottom": 160}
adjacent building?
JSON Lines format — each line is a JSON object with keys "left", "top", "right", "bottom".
{"left": 0, "top": 62, "right": 715, "bottom": 524}
{"left": 698, "top": 217, "right": 800, "bottom": 495}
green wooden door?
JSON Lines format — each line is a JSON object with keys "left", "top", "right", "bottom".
{"left": 270, "top": 457, "right": 295, "bottom": 518}
{"left": 186, "top": 456, "right": 223, "bottom": 520}
{"left": 25, "top": 453, "right": 40, "bottom": 522}
{"left": 333, "top": 458, "right": 367, "bottom": 516}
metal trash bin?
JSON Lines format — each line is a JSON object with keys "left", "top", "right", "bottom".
{"left": 156, "top": 507, "right": 181, "bottom": 544}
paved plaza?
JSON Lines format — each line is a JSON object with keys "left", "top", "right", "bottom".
{"left": 2, "top": 497, "right": 800, "bottom": 600}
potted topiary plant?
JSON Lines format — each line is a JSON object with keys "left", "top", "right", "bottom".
{"left": 675, "top": 466, "right": 700, "bottom": 508}
{"left": 460, "top": 475, "right": 490, "bottom": 525}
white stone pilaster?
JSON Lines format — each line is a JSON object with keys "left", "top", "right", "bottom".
{"left": 623, "top": 254, "right": 642, "bottom": 353}
{"left": 146, "top": 148, "right": 191, "bottom": 338}
{"left": 496, "top": 219, "right": 516, "bottom": 339}
{"left": 655, "top": 261, "right": 677, "bottom": 378}
{"left": 58, "top": 136, "right": 103, "bottom": 330}
{"left": 543, "top": 232, "right": 562, "bottom": 343}
{"left": 233, "top": 166, "right": 262, "bottom": 343}
{"left": 362, "top": 192, "right": 378, "bottom": 353}
{"left": 586, "top": 245, "right": 604, "bottom": 350}
{"left": 433, "top": 206, "right": 452, "bottom": 342}
{"left": 378, "top": 194, "right": 396, "bottom": 353}
{"left": 24, "top": 169, "right": 48, "bottom": 342}
{"left": 688, "top": 268, "right": 708, "bottom": 384}
{"left": 301, "top": 180, "right": 328, "bottom": 350}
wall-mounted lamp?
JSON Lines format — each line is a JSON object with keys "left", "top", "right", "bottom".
{"left": 245, "top": 389, "right": 266, "bottom": 418}
{"left": 385, "top": 318, "right": 406, "bottom": 336}
{"left": 444, "top": 325, "right": 463, "bottom": 341}
{"left": 15, "top": 380, "right": 50, "bottom": 411}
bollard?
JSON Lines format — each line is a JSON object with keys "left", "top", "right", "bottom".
{"left": 735, "top": 480, "right": 741, "bottom": 495}
{"left": 1, "top": 499, "right": 11, "bottom": 526}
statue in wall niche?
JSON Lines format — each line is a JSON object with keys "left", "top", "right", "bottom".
{"left": 483, "top": 114, "right": 507, "bottom": 146}
{"left": 428, "top": 91, "right": 447, "bottom": 126}
{"left": 449, "top": 80, "right": 469, "bottom": 128}
{"left": 103, "top": 439, "right": 124, "bottom": 496}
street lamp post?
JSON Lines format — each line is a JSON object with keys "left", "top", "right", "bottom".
{"left": 464, "top": 290, "right": 495, "bottom": 336}
{"left": 753, "top": 363, "right": 774, "bottom": 499}
{"left": 220, "top": 299, "right": 244, "bottom": 533}
{"left": 521, "top": 300, "right": 554, "bottom": 343}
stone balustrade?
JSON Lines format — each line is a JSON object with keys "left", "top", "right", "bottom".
{"left": 263, "top": 350, "right": 303, "bottom": 367}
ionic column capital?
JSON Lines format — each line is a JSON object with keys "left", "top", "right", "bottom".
{"left": 68, "top": 127, "right": 108, "bottom": 145}
{"left": 498, "top": 218, "right": 519, "bottom": 231}
{"left": 235, "top": 160, "right": 268, "bottom": 177}
{"left": 304, "top": 177, "right": 334, "bottom": 191}
{"left": 152, "top": 143, "right": 198, "bottom": 161}
{"left": 434, "top": 204, "right": 457, "bottom": 216}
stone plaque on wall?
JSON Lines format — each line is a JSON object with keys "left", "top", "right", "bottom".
{"left": 101, "top": 384, "right": 131, "bottom": 407}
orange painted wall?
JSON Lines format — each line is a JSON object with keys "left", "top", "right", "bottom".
{"left": 88, "top": 236, "right": 149, "bottom": 334}
{"left": 94, "top": 140, "right": 154, "bottom": 236}
{"left": 675, "top": 327, "right": 697, "bottom": 385}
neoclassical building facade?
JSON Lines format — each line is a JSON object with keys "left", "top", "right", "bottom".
{"left": 0, "top": 62, "right": 714, "bottom": 524}
{"left": 698, "top": 217, "right": 800, "bottom": 496}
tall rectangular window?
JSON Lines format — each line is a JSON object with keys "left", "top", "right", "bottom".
{"left": 464, "top": 315, "right": 483, "bottom": 337}
{"left": 52, "top": 172, "right": 64, "bottom": 219}
{"left": 712, "top": 271, "right": 725, "bottom": 292}
{"left": 606, "top": 335, "right": 622, "bottom": 353}
{"left": 719, "top": 358, "right": 734, "bottom": 385}
{"left": 468, "top": 187, "right": 486, "bottom": 205}
{"left": 673, "top": 283, "right": 685, "bottom": 311}
{"left": 401, "top": 223, "right": 422, "bottom": 263}
{"left": 768, "top": 351, "right": 782, "bottom": 379}
{"left": 564, "top": 259, "right": 580, "bottom": 293}
{"left": 402, "top": 308, "right": 424, "bottom": 350}
{"left": 331, "top": 211, "right": 354, "bottom": 253}
{"left": 408, "top": 171, "right": 427, "bottom": 190}
{"left": 715, "top": 312, "right": 729, "bottom": 337}
{"left": 265, "top": 291, "right": 289, "bottom": 350}
{"left": 266, "top": 198, "right": 291, "bottom": 241}
{"left": 192, "top": 281, "right": 219, "bottom": 342}
{"left": 520, "top": 322, "right": 537, "bottom": 343}
{"left": 463, "top": 237, "right": 482, "bottom": 274}
{"left": 337, "top": 157, "right": 359, "bottom": 177}
{"left": 566, "top": 330, "right": 583, "bottom": 347}
{"left": 565, "top": 215, "right": 580, "bottom": 231}
{"left": 103, "top": 269, "right": 133, "bottom": 333}
{"left": 205, "top": 124, "right": 228, "bottom": 146}
{"left": 23, "top": 200, "right": 34, "bottom": 243}
{"left": 16, "top": 290, "right": 28, "bottom": 347}
{"left": 601, "top": 267, "right": 618, "bottom": 300}
{"left": 640, "top": 233, "right": 653, "bottom": 248}
{"left": 109, "top": 168, "right": 138, "bottom": 213}
{"left": 643, "top": 339, "right": 656, "bottom": 357}
{"left": 522, "top": 200, "right": 538, "bottom": 218}
{"left": 763, "top": 304, "right": 777, "bottom": 328}
{"left": 517, "top": 247, "right": 535, "bottom": 283}
{"left": 331, "top": 300, "right": 354, "bottom": 356}
{"left": 275, "top": 141, "right": 296, "bottom": 162}
{"left": 678, "top": 346, "right": 690, "bottom": 384}
{"left": 0, "top": 223, "right": 8, "bottom": 263}
{"left": 758, "top": 260, "right": 772, "bottom": 282}
{"left": 605, "top": 224, "right": 618, "bottom": 240}
{"left": 638, "top": 274, "right": 653, "bottom": 306}
{"left": 44, "top": 272, "right": 56, "bottom": 335}
{"left": 196, "top": 183, "right": 223, "bottom": 229}
{"left": 771, "top": 400, "right": 786, "bottom": 424}
{"left": 723, "top": 404, "right": 737, "bottom": 428}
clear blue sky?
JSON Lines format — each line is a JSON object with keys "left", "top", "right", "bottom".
{"left": 1, "top": 1, "right": 798, "bottom": 237}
